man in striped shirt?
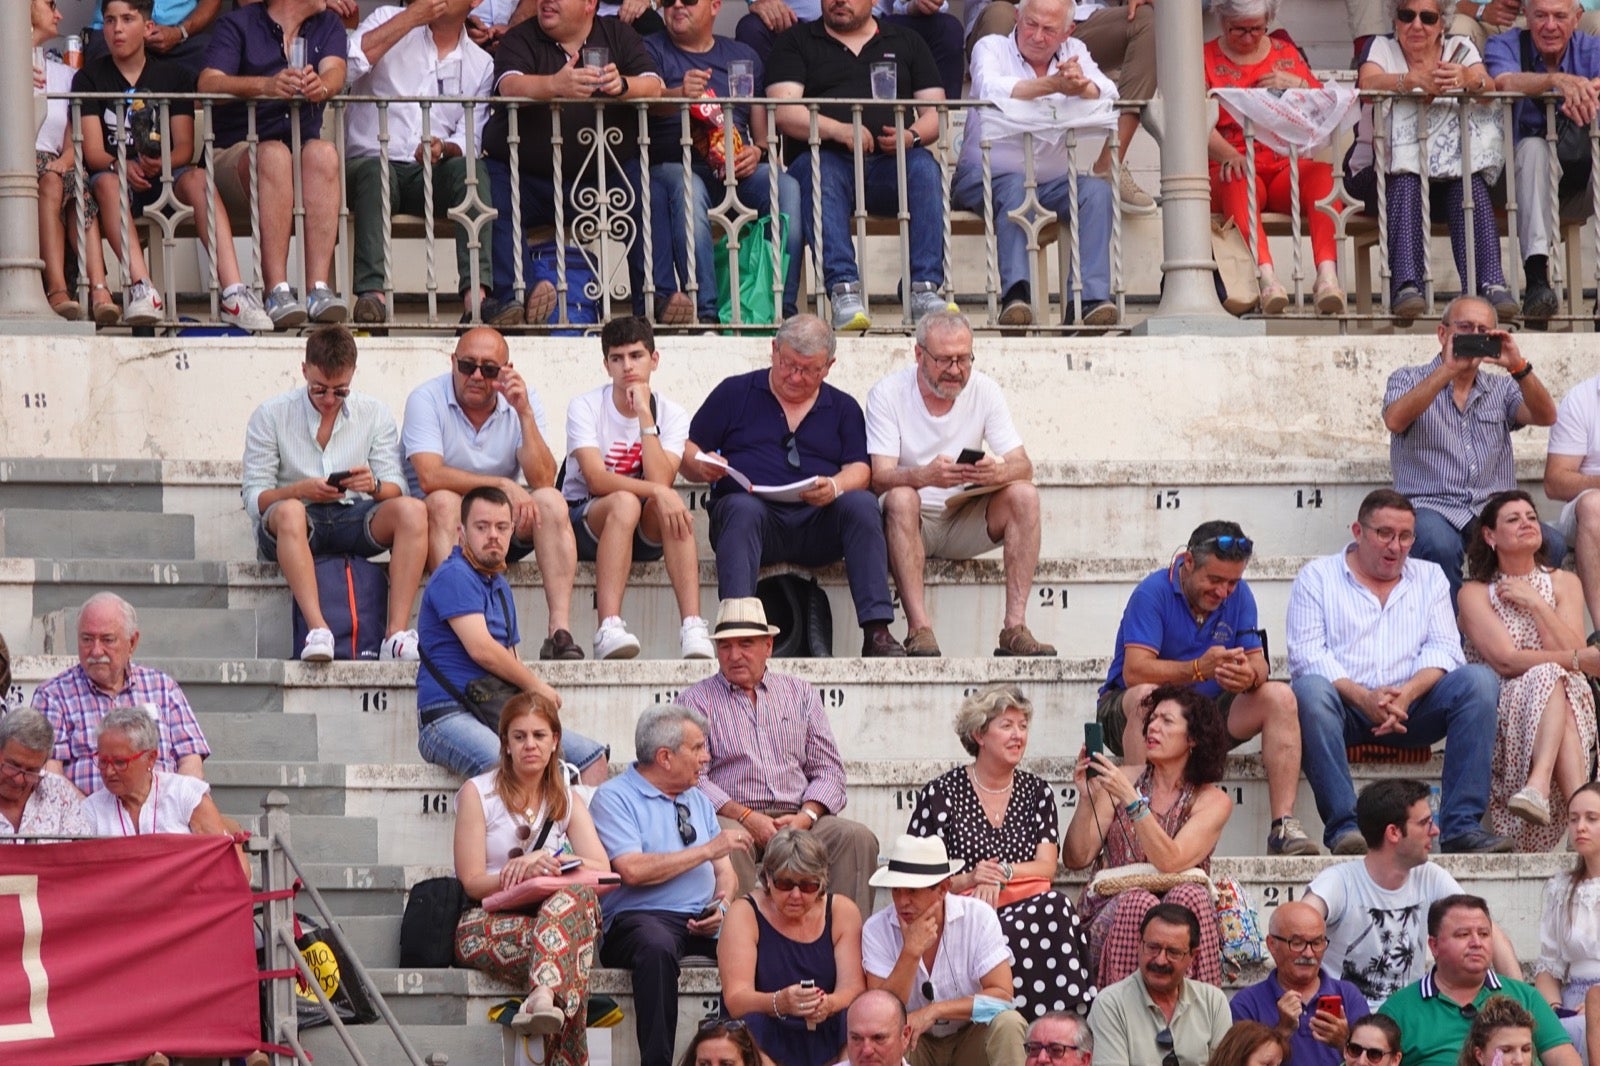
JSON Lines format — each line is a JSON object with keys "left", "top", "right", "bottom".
{"left": 1286, "top": 489, "right": 1507, "bottom": 856}
{"left": 674, "top": 597, "right": 879, "bottom": 914}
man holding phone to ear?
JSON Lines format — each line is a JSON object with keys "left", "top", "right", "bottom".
{"left": 1383, "top": 294, "right": 1559, "bottom": 607}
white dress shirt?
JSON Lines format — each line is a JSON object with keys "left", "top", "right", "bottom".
{"left": 861, "top": 893, "right": 1013, "bottom": 1039}
{"left": 958, "top": 33, "right": 1117, "bottom": 182}
{"left": 241, "top": 388, "right": 407, "bottom": 522}
{"left": 345, "top": 6, "right": 495, "bottom": 161}
{"left": 1285, "top": 548, "right": 1464, "bottom": 688}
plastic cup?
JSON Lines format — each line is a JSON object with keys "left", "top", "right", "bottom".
{"left": 582, "top": 45, "right": 610, "bottom": 71}
{"left": 870, "top": 61, "right": 897, "bottom": 101}
{"left": 728, "top": 59, "right": 755, "bottom": 99}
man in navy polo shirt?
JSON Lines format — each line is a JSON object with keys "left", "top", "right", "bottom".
{"left": 198, "top": 0, "right": 349, "bottom": 328}
{"left": 680, "top": 314, "right": 905, "bottom": 657}
{"left": 1231, "top": 901, "right": 1370, "bottom": 1066}
{"left": 1098, "top": 519, "right": 1317, "bottom": 856}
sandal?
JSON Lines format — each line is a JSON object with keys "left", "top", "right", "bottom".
{"left": 1313, "top": 280, "right": 1346, "bottom": 316}
{"left": 90, "top": 283, "right": 120, "bottom": 327}
{"left": 47, "top": 288, "right": 83, "bottom": 321}
{"left": 1259, "top": 282, "right": 1290, "bottom": 315}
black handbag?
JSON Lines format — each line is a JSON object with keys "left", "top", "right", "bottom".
{"left": 1520, "top": 31, "right": 1594, "bottom": 174}
{"left": 418, "top": 585, "right": 522, "bottom": 731}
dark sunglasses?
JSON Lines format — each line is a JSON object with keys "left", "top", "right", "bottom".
{"left": 1458, "top": 1002, "right": 1479, "bottom": 1020}
{"left": 782, "top": 431, "right": 801, "bottom": 470}
{"left": 661, "top": 0, "right": 703, "bottom": 7}
{"left": 1156, "top": 1028, "right": 1178, "bottom": 1066}
{"left": 1193, "top": 533, "right": 1253, "bottom": 559}
{"left": 1395, "top": 8, "right": 1442, "bottom": 24}
{"left": 770, "top": 876, "right": 823, "bottom": 895}
{"left": 921, "top": 980, "right": 935, "bottom": 1001}
{"left": 699, "top": 1018, "right": 748, "bottom": 1033}
{"left": 674, "top": 801, "right": 698, "bottom": 846}
{"left": 508, "top": 822, "right": 534, "bottom": 860}
{"left": 456, "top": 358, "right": 503, "bottom": 379}
{"left": 1346, "top": 1044, "right": 1392, "bottom": 1064}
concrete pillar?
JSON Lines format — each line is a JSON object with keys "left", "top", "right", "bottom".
{"left": 1134, "top": 0, "right": 1261, "bottom": 336}
{"left": 0, "top": 6, "right": 87, "bottom": 334}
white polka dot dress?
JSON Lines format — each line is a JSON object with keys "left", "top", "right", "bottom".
{"left": 907, "top": 767, "right": 1097, "bottom": 1017}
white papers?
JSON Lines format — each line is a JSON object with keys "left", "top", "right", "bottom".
{"left": 696, "top": 452, "right": 821, "bottom": 502}
{"left": 1211, "top": 84, "right": 1360, "bottom": 154}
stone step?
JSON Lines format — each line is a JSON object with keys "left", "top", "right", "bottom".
{"left": 299, "top": 1023, "right": 506, "bottom": 1066}
{"left": 0, "top": 507, "right": 194, "bottom": 561}
{"left": 334, "top": 913, "right": 404, "bottom": 971}
{"left": 195, "top": 711, "right": 319, "bottom": 761}
{"left": 40, "top": 605, "right": 261, "bottom": 658}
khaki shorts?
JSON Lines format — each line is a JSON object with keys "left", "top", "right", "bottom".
{"left": 1095, "top": 686, "right": 1240, "bottom": 758}
{"left": 213, "top": 140, "right": 262, "bottom": 224}
{"left": 921, "top": 497, "right": 999, "bottom": 560}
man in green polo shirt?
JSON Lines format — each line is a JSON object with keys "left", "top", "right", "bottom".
{"left": 1380, "top": 895, "right": 1577, "bottom": 1066}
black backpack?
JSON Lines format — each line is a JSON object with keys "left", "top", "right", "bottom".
{"left": 398, "top": 876, "right": 470, "bottom": 968}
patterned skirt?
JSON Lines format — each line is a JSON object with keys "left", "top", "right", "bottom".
{"left": 36, "top": 151, "right": 97, "bottom": 221}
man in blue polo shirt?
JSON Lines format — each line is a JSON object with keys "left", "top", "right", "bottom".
{"left": 1231, "top": 901, "right": 1370, "bottom": 1066}
{"left": 1098, "top": 519, "right": 1316, "bottom": 855}
{"left": 1379, "top": 895, "right": 1577, "bottom": 1066}
{"left": 589, "top": 704, "right": 753, "bottom": 1066}
{"left": 680, "top": 314, "right": 905, "bottom": 656}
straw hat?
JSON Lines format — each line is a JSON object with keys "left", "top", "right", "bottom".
{"left": 712, "top": 597, "right": 781, "bottom": 640}
{"left": 867, "top": 835, "right": 965, "bottom": 889}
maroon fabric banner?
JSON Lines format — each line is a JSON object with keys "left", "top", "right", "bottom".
{"left": 0, "top": 834, "right": 261, "bottom": 1064}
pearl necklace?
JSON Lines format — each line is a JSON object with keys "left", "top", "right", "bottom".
{"left": 968, "top": 766, "right": 1015, "bottom": 795}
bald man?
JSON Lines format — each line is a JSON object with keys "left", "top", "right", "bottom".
{"left": 1230, "top": 902, "right": 1370, "bottom": 1066}
{"left": 842, "top": 990, "right": 916, "bottom": 1066}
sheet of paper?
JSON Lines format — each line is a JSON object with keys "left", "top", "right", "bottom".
{"left": 751, "top": 478, "right": 823, "bottom": 503}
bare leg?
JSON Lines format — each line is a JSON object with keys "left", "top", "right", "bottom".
{"left": 90, "top": 172, "right": 151, "bottom": 282}
{"left": 423, "top": 489, "right": 465, "bottom": 571}
{"left": 1551, "top": 691, "right": 1590, "bottom": 806}
{"left": 176, "top": 168, "right": 244, "bottom": 290}
{"left": 38, "top": 171, "right": 70, "bottom": 296}
{"left": 882, "top": 486, "right": 930, "bottom": 630}
{"left": 1118, "top": 683, "right": 1158, "bottom": 768}
{"left": 301, "top": 141, "right": 342, "bottom": 287}
{"left": 986, "top": 483, "right": 1041, "bottom": 630}
{"left": 1093, "top": 111, "right": 1142, "bottom": 173}
{"left": 1574, "top": 498, "right": 1600, "bottom": 627}
{"left": 266, "top": 500, "right": 326, "bottom": 630}
{"left": 369, "top": 496, "right": 429, "bottom": 636}
{"left": 528, "top": 487, "right": 577, "bottom": 635}
{"left": 243, "top": 142, "right": 294, "bottom": 290}
{"left": 586, "top": 493, "right": 642, "bottom": 619}
{"left": 1228, "top": 681, "right": 1302, "bottom": 820}
{"left": 641, "top": 498, "right": 701, "bottom": 620}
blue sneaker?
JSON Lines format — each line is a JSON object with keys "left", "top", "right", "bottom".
{"left": 1439, "top": 829, "right": 1514, "bottom": 854}
{"left": 307, "top": 283, "right": 348, "bottom": 324}
{"left": 265, "top": 284, "right": 307, "bottom": 330}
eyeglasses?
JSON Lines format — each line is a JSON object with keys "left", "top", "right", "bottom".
{"left": 456, "top": 358, "right": 503, "bottom": 379}
{"left": 94, "top": 749, "right": 154, "bottom": 773}
{"left": 0, "top": 758, "right": 44, "bottom": 785}
{"left": 1226, "top": 22, "right": 1267, "bottom": 37}
{"left": 307, "top": 384, "right": 351, "bottom": 399}
{"left": 1024, "top": 1042, "right": 1084, "bottom": 1061}
{"left": 1267, "top": 933, "right": 1329, "bottom": 952}
{"left": 782, "top": 432, "right": 801, "bottom": 470}
{"left": 1156, "top": 1028, "right": 1179, "bottom": 1066}
{"left": 770, "top": 876, "right": 823, "bottom": 895}
{"left": 921, "top": 980, "right": 935, "bottom": 1001}
{"left": 920, "top": 347, "right": 975, "bottom": 372}
{"left": 661, "top": 0, "right": 703, "bottom": 7}
{"left": 1445, "top": 320, "right": 1495, "bottom": 334}
{"left": 1192, "top": 534, "right": 1253, "bottom": 560}
{"left": 1361, "top": 524, "right": 1417, "bottom": 547}
{"left": 1395, "top": 7, "right": 1442, "bottom": 24}
{"left": 1141, "top": 942, "right": 1191, "bottom": 960}
{"left": 1458, "top": 1002, "right": 1479, "bottom": 1020}
{"left": 775, "top": 356, "right": 828, "bottom": 382}
{"left": 1346, "top": 1043, "right": 1393, "bottom": 1064}
{"left": 674, "top": 800, "right": 698, "bottom": 846}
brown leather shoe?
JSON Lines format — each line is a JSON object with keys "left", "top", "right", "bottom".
{"left": 539, "top": 628, "right": 585, "bottom": 661}
{"left": 994, "top": 624, "right": 1057, "bottom": 657}
{"left": 903, "top": 626, "right": 941, "bottom": 657}
{"left": 862, "top": 624, "right": 906, "bottom": 657}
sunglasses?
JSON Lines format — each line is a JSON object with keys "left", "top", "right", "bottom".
{"left": 921, "top": 980, "right": 935, "bottom": 1001}
{"left": 1346, "top": 1044, "right": 1393, "bottom": 1064}
{"left": 456, "top": 358, "right": 503, "bottom": 379}
{"left": 1156, "top": 1028, "right": 1178, "bottom": 1066}
{"left": 675, "top": 800, "right": 698, "bottom": 846}
{"left": 307, "top": 384, "right": 351, "bottom": 399}
{"left": 661, "top": 0, "right": 703, "bottom": 7}
{"left": 1395, "top": 8, "right": 1441, "bottom": 24}
{"left": 508, "top": 822, "right": 534, "bottom": 860}
{"left": 782, "top": 431, "right": 801, "bottom": 470}
{"left": 94, "top": 749, "right": 154, "bottom": 773}
{"left": 699, "top": 1018, "right": 748, "bottom": 1033}
{"left": 1192, "top": 533, "right": 1253, "bottom": 559}
{"left": 770, "top": 876, "right": 823, "bottom": 895}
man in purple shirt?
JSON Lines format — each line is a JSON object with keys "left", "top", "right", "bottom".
{"left": 1231, "top": 902, "right": 1370, "bottom": 1066}
{"left": 674, "top": 597, "right": 878, "bottom": 914}
{"left": 29, "top": 593, "right": 210, "bottom": 796}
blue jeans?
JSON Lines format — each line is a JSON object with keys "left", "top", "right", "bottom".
{"left": 1292, "top": 666, "right": 1499, "bottom": 845}
{"left": 950, "top": 163, "right": 1112, "bottom": 302}
{"left": 647, "top": 161, "right": 802, "bottom": 320}
{"left": 788, "top": 147, "right": 946, "bottom": 291}
{"left": 708, "top": 491, "right": 893, "bottom": 627}
{"left": 485, "top": 156, "right": 644, "bottom": 307}
{"left": 1410, "top": 505, "right": 1567, "bottom": 606}
{"left": 417, "top": 704, "right": 608, "bottom": 777}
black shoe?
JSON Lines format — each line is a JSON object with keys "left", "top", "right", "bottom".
{"left": 1523, "top": 282, "right": 1559, "bottom": 320}
{"left": 1439, "top": 829, "right": 1514, "bottom": 854}
{"left": 861, "top": 624, "right": 906, "bottom": 657}
{"left": 1391, "top": 284, "right": 1425, "bottom": 324}
{"left": 539, "top": 628, "right": 585, "bottom": 661}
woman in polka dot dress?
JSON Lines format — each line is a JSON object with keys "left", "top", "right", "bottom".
{"left": 906, "top": 684, "right": 1097, "bottom": 1018}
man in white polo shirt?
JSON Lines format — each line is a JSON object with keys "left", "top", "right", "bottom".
{"left": 1544, "top": 369, "right": 1600, "bottom": 641}
{"left": 860, "top": 835, "right": 1026, "bottom": 1066}
{"left": 402, "top": 326, "right": 586, "bottom": 661}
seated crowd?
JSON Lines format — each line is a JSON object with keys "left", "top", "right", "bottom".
{"left": 40, "top": 0, "right": 1600, "bottom": 329}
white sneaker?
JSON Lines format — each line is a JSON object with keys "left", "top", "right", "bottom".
{"left": 300, "top": 627, "right": 335, "bottom": 662}
{"left": 220, "top": 287, "right": 274, "bottom": 331}
{"left": 680, "top": 616, "right": 714, "bottom": 659}
{"left": 593, "top": 617, "right": 641, "bottom": 660}
{"left": 123, "top": 279, "right": 163, "bottom": 326}
{"left": 380, "top": 629, "right": 419, "bottom": 662}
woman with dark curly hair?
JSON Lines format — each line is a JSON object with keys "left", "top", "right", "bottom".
{"left": 1064, "top": 684, "right": 1232, "bottom": 988}
{"left": 1209, "top": 1021, "right": 1292, "bottom": 1066}
{"left": 1456, "top": 995, "right": 1536, "bottom": 1066}
{"left": 677, "top": 1019, "right": 765, "bottom": 1066}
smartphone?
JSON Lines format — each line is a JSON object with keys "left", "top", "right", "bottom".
{"left": 696, "top": 901, "right": 720, "bottom": 921}
{"left": 326, "top": 470, "right": 353, "bottom": 488}
{"left": 559, "top": 856, "right": 583, "bottom": 873}
{"left": 956, "top": 448, "right": 984, "bottom": 465}
{"left": 800, "top": 980, "right": 816, "bottom": 990}
{"left": 1453, "top": 333, "right": 1502, "bottom": 359}
{"left": 1084, "top": 721, "right": 1104, "bottom": 778}
{"left": 1317, "top": 995, "right": 1343, "bottom": 1018}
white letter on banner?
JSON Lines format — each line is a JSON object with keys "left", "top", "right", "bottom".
{"left": 0, "top": 874, "right": 54, "bottom": 1042}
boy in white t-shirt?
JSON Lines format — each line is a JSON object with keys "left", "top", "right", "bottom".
{"left": 561, "top": 316, "right": 711, "bottom": 660}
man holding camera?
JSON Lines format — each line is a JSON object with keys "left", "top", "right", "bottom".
{"left": 1382, "top": 294, "right": 1558, "bottom": 605}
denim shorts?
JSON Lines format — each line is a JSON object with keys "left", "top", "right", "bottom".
{"left": 569, "top": 497, "right": 664, "bottom": 563}
{"left": 256, "top": 499, "right": 385, "bottom": 562}
{"left": 91, "top": 163, "right": 195, "bottom": 214}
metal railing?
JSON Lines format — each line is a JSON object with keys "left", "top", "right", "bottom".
{"left": 50, "top": 91, "right": 1136, "bottom": 333}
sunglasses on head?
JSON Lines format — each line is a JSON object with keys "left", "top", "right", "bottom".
{"left": 1192, "top": 533, "right": 1253, "bottom": 559}
{"left": 699, "top": 1017, "right": 748, "bottom": 1033}
{"left": 674, "top": 800, "right": 698, "bottom": 846}
{"left": 1395, "top": 7, "right": 1441, "bottom": 24}
{"left": 456, "top": 358, "right": 503, "bottom": 379}
{"left": 1346, "top": 1044, "right": 1392, "bottom": 1064}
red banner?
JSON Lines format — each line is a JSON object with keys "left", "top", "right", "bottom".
{"left": 0, "top": 834, "right": 261, "bottom": 1064}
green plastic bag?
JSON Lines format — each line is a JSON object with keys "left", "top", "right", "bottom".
{"left": 714, "top": 214, "right": 788, "bottom": 328}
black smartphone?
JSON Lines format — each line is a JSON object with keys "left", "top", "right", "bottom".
{"left": 326, "top": 470, "right": 353, "bottom": 488}
{"left": 1084, "top": 721, "right": 1104, "bottom": 778}
{"left": 956, "top": 448, "right": 984, "bottom": 465}
{"left": 1453, "top": 333, "right": 1502, "bottom": 359}
{"left": 696, "top": 901, "right": 720, "bottom": 921}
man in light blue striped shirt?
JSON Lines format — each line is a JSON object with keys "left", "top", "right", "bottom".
{"left": 1286, "top": 489, "right": 1507, "bottom": 856}
{"left": 241, "top": 325, "right": 430, "bottom": 662}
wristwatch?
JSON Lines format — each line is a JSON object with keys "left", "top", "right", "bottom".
{"left": 909, "top": 131, "right": 923, "bottom": 150}
{"left": 640, "top": 425, "right": 660, "bottom": 437}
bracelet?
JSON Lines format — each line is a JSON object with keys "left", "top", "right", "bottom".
{"left": 827, "top": 477, "right": 840, "bottom": 500}
{"left": 1124, "top": 797, "right": 1145, "bottom": 816}
{"left": 1191, "top": 658, "right": 1205, "bottom": 682}
{"left": 1573, "top": 649, "right": 1583, "bottom": 673}
{"left": 773, "top": 991, "right": 784, "bottom": 1018}
{"left": 1129, "top": 799, "right": 1152, "bottom": 822}
{"left": 736, "top": 807, "right": 753, "bottom": 824}
{"left": 798, "top": 807, "right": 818, "bottom": 825}
{"left": 178, "top": 22, "right": 189, "bottom": 42}
{"left": 1512, "top": 360, "right": 1534, "bottom": 381}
